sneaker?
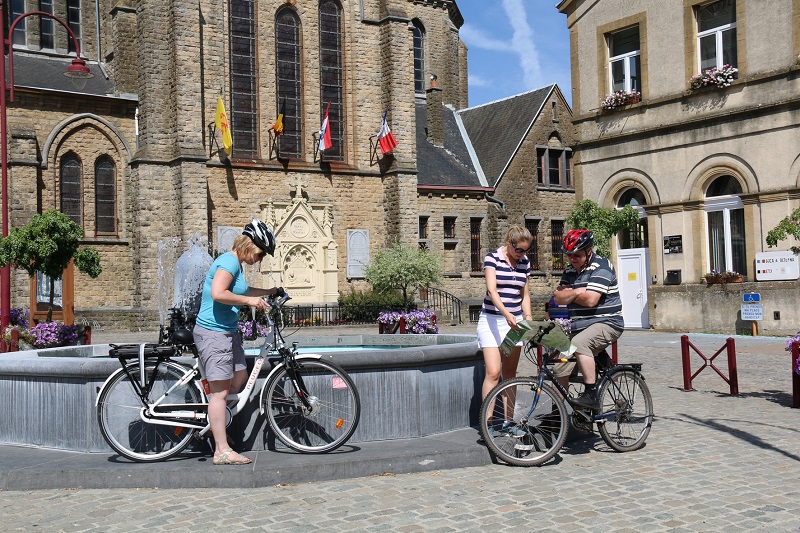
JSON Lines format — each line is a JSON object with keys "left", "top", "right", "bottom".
{"left": 573, "top": 389, "right": 601, "bottom": 410}
{"left": 496, "top": 420, "right": 528, "bottom": 438}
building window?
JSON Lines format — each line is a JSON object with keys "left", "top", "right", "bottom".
{"left": 617, "top": 188, "right": 649, "bottom": 249}
{"left": 39, "top": 0, "right": 54, "bottom": 49}
{"left": 66, "top": 0, "right": 81, "bottom": 54}
{"left": 230, "top": 0, "right": 257, "bottom": 158}
{"left": 7, "top": 0, "right": 26, "bottom": 46}
{"left": 95, "top": 156, "right": 116, "bottom": 234}
{"left": 536, "top": 147, "right": 573, "bottom": 188}
{"left": 705, "top": 175, "right": 746, "bottom": 275}
{"left": 60, "top": 153, "right": 82, "bottom": 226}
{"left": 551, "top": 219, "right": 564, "bottom": 270}
{"left": 276, "top": 7, "right": 302, "bottom": 158}
{"left": 412, "top": 19, "right": 425, "bottom": 94}
{"left": 697, "top": 0, "right": 737, "bottom": 71}
{"left": 608, "top": 26, "right": 640, "bottom": 93}
{"left": 470, "top": 218, "right": 482, "bottom": 272}
{"left": 444, "top": 216, "right": 456, "bottom": 239}
{"left": 319, "top": 0, "right": 344, "bottom": 161}
{"left": 524, "top": 218, "right": 540, "bottom": 270}
{"left": 419, "top": 216, "right": 429, "bottom": 239}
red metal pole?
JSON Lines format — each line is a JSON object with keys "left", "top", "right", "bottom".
{"left": 726, "top": 337, "right": 739, "bottom": 396}
{"left": 611, "top": 341, "right": 618, "bottom": 365}
{"left": 536, "top": 345, "right": 543, "bottom": 367}
{"left": 792, "top": 341, "right": 800, "bottom": 408}
{"left": 681, "top": 334, "right": 693, "bottom": 391}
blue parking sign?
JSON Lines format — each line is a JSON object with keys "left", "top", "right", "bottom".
{"left": 743, "top": 293, "right": 761, "bottom": 303}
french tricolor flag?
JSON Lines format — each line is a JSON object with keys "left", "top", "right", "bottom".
{"left": 318, "top": 102, "right": 332, "bottom": 152}
{"left": 377, "top": 108, "right": 398, "bottom": 154}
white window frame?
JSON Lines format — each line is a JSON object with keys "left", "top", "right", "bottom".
{"left": 704, "top": 195, "right": 743, "bottom": 273}
{"left": 696, "top": 4, "right": 736, "bottom": 71}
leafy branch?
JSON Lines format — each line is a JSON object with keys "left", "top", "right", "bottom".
{"left": 766, "top": 207, "right": 800, "bottom": 254}
{"left": 565, "top": 199, "right": 639, "bottom": 257}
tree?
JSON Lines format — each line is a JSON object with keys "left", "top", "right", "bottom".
{"left": 565, "top": 199, "right": 639, "bottom": 258}
{"left": 0, "top": 210, "right": 102, "bottom": 322}
{"left": 364, "top": 241, "right": 442, "bottom": 307}
{"left": 766, "top": 207, "right": 800, "bottom": 254}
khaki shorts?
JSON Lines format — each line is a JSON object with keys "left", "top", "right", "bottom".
{"left": 193, "top": 325, "right": 247, "bottom": 382}
{"left": 552, "top": 322, "right": 623, "bottom": 378}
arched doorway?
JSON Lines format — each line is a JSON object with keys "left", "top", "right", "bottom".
{"left": 704, "top": 175, "right": 746, "bottom": 275}
{"left": 615, "top": 187, "right": 650, "bottom": 329}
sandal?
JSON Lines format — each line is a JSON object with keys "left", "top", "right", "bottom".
{"left": 213, "top": 449, "right": 252, "bottom": 465}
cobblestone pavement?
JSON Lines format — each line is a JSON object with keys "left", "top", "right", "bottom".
{"left": 2, "top": 329, "right": 799, "bottom": 532}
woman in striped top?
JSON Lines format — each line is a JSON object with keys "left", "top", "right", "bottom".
{"left": 477, "top": 225, "right": 534, "bottom": 423}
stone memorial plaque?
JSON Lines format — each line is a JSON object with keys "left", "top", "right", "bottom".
{"left": 347, "top": 229, "right": 369, "bottom": 278}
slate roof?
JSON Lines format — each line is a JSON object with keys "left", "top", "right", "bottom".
{"left": 415, "top": 101, "right": 483, "bottom": 188}
{"left": 7, "top": 53, "right": 123, "bottom": 99}
{"left": 456, "top": 85, "right": 555, "bottom": 188}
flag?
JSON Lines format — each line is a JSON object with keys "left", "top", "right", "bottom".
{"left": 377, "top": 108, "right": 398, "bottom": 154}
{"left": 272, "top": 99, "right": 285, "bottom": 136}
{"left": 215, "top": 97, "right": 232, "bottom": 156}
{"left": 318, "top": 102, "right": 332, "bottom": 151}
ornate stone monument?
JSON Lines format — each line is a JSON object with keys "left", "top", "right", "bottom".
{"left": 261, "top": 179, "right": 339, "bottom": 303}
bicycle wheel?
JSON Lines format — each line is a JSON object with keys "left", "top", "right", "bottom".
{"left": 479, "top": 378, "right": 568, "bottom": 467}
{"left": 264, "top": 359, "right": 360, "bottom": 453}
{"left": 597, "top": 368, "right": 653, "bottom": 452}
{"left": 97, "top": 361, "right": 201, "bottom": 462}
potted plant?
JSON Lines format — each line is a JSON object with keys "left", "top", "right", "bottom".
{"left": 722, "top": 271, "right": 743, "bottom": 283}
{"left": 703, "top": 270, "right": 722, "bottom": 284}
{"left": 689, "top": 64, "right": 738, "bottom": 90}
{"left": 600, "top": 90, "right": 641, "bottom": 111}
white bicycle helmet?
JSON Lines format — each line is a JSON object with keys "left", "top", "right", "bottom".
{"left": 242, "top": 218, "right": 276, "bottom": 256}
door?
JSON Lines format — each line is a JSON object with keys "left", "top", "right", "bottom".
{"left": 616, "top": 248, "right": 649, "bottom": 329}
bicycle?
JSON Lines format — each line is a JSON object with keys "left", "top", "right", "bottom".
{"left": 479, "top": 320, "right": 653, "bottom": 467}
{"left": 96, "top": 291, "right": 361, "bottom": 462}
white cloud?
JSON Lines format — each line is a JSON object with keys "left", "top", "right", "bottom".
{"left": 468, "top": 73, "right": 491, "bottom": 87}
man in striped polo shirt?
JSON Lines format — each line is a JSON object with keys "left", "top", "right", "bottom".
{"left": 552, "top": 230, "right": 624, "bottom": 409}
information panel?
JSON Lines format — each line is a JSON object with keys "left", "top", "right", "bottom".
{"left": 755, "top": 251, "right": 799, "bottom": 281}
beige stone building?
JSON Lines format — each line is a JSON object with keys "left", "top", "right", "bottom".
{"left": 4, "top": 0, "right": 574, "bottom": 328}
{"left": 558, "top": 0, "right": 800, "bottom": 334}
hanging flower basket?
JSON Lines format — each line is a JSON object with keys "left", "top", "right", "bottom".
{"left": 689, "top": 65, "right": 738, "bottom": 90}
{"left": 600, "top": 90, "right": 641, "bottom": 111}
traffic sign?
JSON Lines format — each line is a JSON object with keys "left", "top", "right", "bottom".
{"left": 741, "top": 304, "right": 763, "bottom": 321}
{"left": 743, "top": 293, "right": 761, "bottom": 303}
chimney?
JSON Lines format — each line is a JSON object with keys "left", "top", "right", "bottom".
{"left": 426, "top": 74, "right": 443, "bottom": 147}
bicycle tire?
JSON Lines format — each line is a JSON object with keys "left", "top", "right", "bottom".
{"left": 597, "top": 368, "right": 653, "bottom": 452}
{"left": 479, "top": 378, "right": 568, "bottom": 467}
{"left": 264, "top": 359, "right": 360, "bottom": 453}
{"left": 97, "top": 361, "right": 201, "bottom": 462}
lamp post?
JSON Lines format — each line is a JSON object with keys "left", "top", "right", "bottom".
{"left": 0, "top": 3, "right": 92, "bottom": 333}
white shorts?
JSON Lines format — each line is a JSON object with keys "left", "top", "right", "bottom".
{"left": 477, "top": 312, "right": 522, "bottom": 349}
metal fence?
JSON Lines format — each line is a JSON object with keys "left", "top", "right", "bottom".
{"left": 277, "top": 304, "right": 416, "bottom": 327}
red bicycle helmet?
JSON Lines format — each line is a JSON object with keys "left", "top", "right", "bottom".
{"left": 562, "top": 229, "right": 594, "bottom": 254}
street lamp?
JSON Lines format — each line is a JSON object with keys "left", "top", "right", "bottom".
{"left": 0, "top": 4, "right": 93, "bottom": 333}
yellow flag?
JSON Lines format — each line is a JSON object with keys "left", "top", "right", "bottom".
{"left": 215, "top": 97, "right": 233, "bottom": 156}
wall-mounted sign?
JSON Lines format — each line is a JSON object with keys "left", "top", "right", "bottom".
{"left": 755, "top": 251, "right": 799, "bottom": 281}
{"left": 663, "top": 235, "right": 682, "bottom": 254}
{"left": 346, "top": 229, "right": 370, "bottom": 279}
{"left": 741, "top": 304, "right": 763, "bottom": 321}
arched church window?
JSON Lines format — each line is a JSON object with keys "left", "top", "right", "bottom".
{"left": 230, "top": 0, "right": 258, "bottom": 157}
{"left": 95, "top": 155, "right": 116, "bottom": 234}
{"left": 276, "top": 7, "right": 302, "bottom": 158}
{"left": 60, "top": 152, "right": 82, "bottom": 226}
{"left": 617, "top": 188, "right": 649, "bottom": 249}
{"left": 319, "top": 0, "right": 344, "bottom": 161}
{"left": 412, "top": 19, "right": 425, "bottom": 94}
{"left": 705, "top": 174, "right": 746, "bottom": 275}
{"left": 66, "top": 0, "right": 81, "bottom": 54}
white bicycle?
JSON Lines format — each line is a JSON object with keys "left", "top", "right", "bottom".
{"left": 96, "top": 291, "right": 361, "bottom": 462}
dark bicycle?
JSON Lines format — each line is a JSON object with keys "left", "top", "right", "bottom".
{"left": 479, "top": 320, "right": 653, "bottom": 467}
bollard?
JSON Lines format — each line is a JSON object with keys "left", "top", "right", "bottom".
{"left": 792, "top": 341, "right": 800, "bottom": 408}
{"left": 681, "top": 335, "right": 738, "bottom": 395}
{"left": 10, "top": 327, "right": 19, "bottom": 352}
{"left": 726, "top": 337, "right": 739, "bottom": 396}
{"left": 681, "top": 335, "right": 693, "bottom": 391}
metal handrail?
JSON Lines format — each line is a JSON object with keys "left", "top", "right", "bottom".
{"left": 420, "top": 286, "right": 463, "bottom": 324}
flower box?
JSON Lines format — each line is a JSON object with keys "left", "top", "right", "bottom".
{"left": 689, "top": 65, "right": 738, "bottom": 91}
{"left": 600, "top": 90, "right": 641, "bottom": 111}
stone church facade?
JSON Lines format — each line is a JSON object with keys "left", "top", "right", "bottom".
{"left": 5, "top": 0, "right": 573, "bottom": 328}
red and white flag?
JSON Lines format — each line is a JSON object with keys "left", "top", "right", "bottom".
{"left": 318, "top": 102, "right": 332, "bottom": 151}
{"left": 377, "top": 108, "right": 398, "bottom": 154}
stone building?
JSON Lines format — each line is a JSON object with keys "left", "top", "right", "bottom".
{"left": 558, "top": 0, "right": 800, "bottom": 334}
{"left": 4, "top": 0, "right": 573, "bottom": 328}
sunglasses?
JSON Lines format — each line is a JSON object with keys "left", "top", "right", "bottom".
{"left": 510, "top": 242, "right": 529, "bottom": 254}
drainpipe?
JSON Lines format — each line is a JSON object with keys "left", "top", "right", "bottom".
{"left": 94, "top": 0, "right": 109, "bottom": 79}
{"left": 484, "top": 192, "right": 506, "bottom": 212}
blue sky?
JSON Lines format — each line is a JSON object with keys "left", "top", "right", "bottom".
{"left": 456, "top": 0, "right": 571, "bottom": 108}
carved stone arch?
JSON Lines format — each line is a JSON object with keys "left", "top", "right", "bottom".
{"left": 42, "top": 113, "right": 132, "bottom": 169}
{"left": 683, "top": 153, "right": 758, "bottom": 202}
{"left": 547, "top": 131, "right": 563, "bottom": 148}
{"left": 598, "top": 169, "right": 660, "bottom": 210}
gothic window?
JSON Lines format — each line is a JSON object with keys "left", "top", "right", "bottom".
{"left": 524, "top": 218, "right": 540, "bottom": 270}
{"left": 412, "top": 19, "right": 425, "bottom": 94}
{"left": 617, "top": 188, "right": 649, "bottom": 249}
{"left": 608, "top": 26, "right": 640, "bottom": 94}
{"left": 276, "top": 7, "right": 302, "bottom": 158}
{"left": 7, "top": 0, "right": 26, "bottom": 46}
{"left": 230, "top": 0, "right": 257, "bottom": 158}
{"left": 39, "top": 0, "right": 54, "bottom": 49}
{"left": 470, "top": 218, "right": 482, "bottom": 272}
{"left": 66, "top": 0, "right": 81, "bottom": 54}
{"left": 319, "top": 0, "right": 344, "bottom": 161}
{"left": 697, "top": 0, "right": 737, "bottom": 71}
{"left": 95, "top": 155, "right": 116, "bottom": 234}
{"left": 60, "top": 152, "right": 82, "bottom": 226}
{"left": 705, "top": 175, "right": 746, "bottom": 275}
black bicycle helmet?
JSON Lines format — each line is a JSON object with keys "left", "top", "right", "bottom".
{"left": 562, "top": 229, "right": 594, "bottom": 254}
{"left": 242, "top": 217, "right": 276, "bottom": 256}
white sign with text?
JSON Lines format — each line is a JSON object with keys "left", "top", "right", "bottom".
{"left": 755, "top": 251, "right": 799, "bottom": 281}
